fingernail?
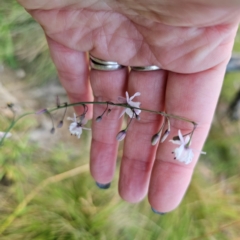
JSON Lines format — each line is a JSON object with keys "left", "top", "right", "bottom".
{"left": 151, "top": 207, "right": 166, "bottom": 215}
{"left": 96, "top": 182, "right": 111, "bottom": 189}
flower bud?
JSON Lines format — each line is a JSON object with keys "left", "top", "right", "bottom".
{"left": 161, "top": 129, "right": 170, "bottom": 143}
{"left": 50, "top": 127, "right": 55, "bottom": 134}
{"left": 116, "top": 130, "right": 127, "bottom": 141}
{"left": 57, "top": 120, "right": 64, "bottom": 128}
{"left": 151, "top": 133, "right": 160, "bottom": 146}
{"left": 96, "top": 116, "right": 102, "bottom": 122}
{"left": 35, "top": 108, "right": 48, "bottom": 115}
{"left": 80, "top": 115, "right": 85, "bottom": 121}
{"left": 7, "top": 102, "right": 14, "bottom": 108}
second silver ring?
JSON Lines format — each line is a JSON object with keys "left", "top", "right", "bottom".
{"left": 131, "top": 66, "right": 161, "bottom": 71}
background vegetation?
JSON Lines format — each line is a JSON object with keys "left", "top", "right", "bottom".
{"left": 1, "top": 1, "right": 240, "bottom": 239}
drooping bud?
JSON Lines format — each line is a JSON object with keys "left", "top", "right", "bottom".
{"left": 160, "top": 129, "right": 170, "bottom": 143}
{"left": 35, "top": 108, "right": 48, "bottom": 115}
{"left": 96, "top": 116, "right": 102, "bottom": 122}
{"left": 7, "top": 102, "right": 14, "bottom": 108}
{"left": 116, "top": 130, "right": 127, "bottom": 141}
{"left": 50, "top": 127, "right": 55, "bottom": 134}
{"left": 151, "top": 133, "right": 160, "bottom": 146}
{"left": 107, "top": 109, "right": 112, "bottom": 115}
{"left": 80, "top": 114, "right": 85, "bottom": 121}
{"left": 57, "top": 120, "right": 63, "bottom": 128}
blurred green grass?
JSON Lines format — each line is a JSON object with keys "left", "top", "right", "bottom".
{"left": 0, "top": 0, "right": 56, "bottom": 83}
{"left": 1, "top": 1, "right": 240, "bottom": 239}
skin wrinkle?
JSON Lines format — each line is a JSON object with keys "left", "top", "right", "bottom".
{"left": 126, "top": 19, "right": 214, "bottom": 69}
{"left": 161, "top": 26, "right": 226, "bottom": 69}
{"left": 129, "top": 38, "right": 148, "bottom": 65}
{"left": 100, "top": 20, "right": 110, "bottom": 57}
{"left": 90, "top": 142, "right": 117, "bottom": 170}
{"left": 21, "top": 0, "right": 240, "bottom": 25}
{"left": 153, "top": 159, "right": 194, "bottom": 175}
{"left": 128, "top": 19, "right": 177, "bottom": 64}
{"left": 129, "top": 20, "right": 161, "bottom": 65}
{"left": 120, "top": 171, "right": 148, "bottom": 202}
{"left": 122, "top": 155, "right": 153, "bottom": 173}
{"left": 134, "top": 21, "right": 181, "bottom": 46}
{"left": 37, "top": 9, "right": 99, "bottom": 35}
{"left": 125, "top": 20, "right": 146, "bottom": 62}
{"left": 90, "top": 13, "right": 146, "bottom": 62}
{"left": 202, "top": 25, "right": 235, "bottom": 55}
{"left": 92, "top": 136, "right": 119, "bottom": 146}
{"left": 31, "top": 6, "right": 235, "bottom": 68}
{"left": 118, "top": 1, "right": 240, "bottom": 26}
{"left": 126, "top": 127, "right": 160, "bottom": 143}
{"left": 162, "top": 38, "right": 231, "bottom": 71}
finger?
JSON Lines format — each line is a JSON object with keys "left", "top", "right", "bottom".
{"left": 47, "top": 37, "right": 93, "bottom": 118}
{"left": 119, "top": 70, "right": 167, "bottom": 202}
{"left": 90, "top": 67, "right": 128, "bottom": 185}
{"left": 148, "top": 61, "right": 228, "bottom": 213}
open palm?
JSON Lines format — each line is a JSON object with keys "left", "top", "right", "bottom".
{"left": 19, "top": 0, "right": 240, "bottom": 212}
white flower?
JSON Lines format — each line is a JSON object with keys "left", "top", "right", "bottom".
{"left": 169, "top": 130, "right": 206, "bottom": 165}
{"left": 119, "top": 92, "right": 141, "bottom": 118}
{"left": 67, "top": 113, "right": 91, "bottom": 139}
{"left": 0, "top": 131, "right": 12, "bottom": 140}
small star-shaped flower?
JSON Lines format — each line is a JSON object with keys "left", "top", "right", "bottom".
{"left": 119, "top": 92, "right": 141, "bottom": 118}
{"left": 67, "top": 113, "right": 91, "bottom": 139}
{"left": 169, "top": 130, "right": 206, "bottom": 165}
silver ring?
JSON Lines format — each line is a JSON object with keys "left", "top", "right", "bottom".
{"left": 131, "top": 66, "right": 161, "bottom": 71}
{"left": 90, "top": 55, "right": 119, "bottom": 65}
{"left": 89, "top": 54, "right": 124, "bottom": 71}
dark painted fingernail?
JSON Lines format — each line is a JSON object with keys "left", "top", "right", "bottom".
{"left": 151, "top": 207, "right": 166, "bottom": 215}
{"left": 96, "top": 182, "right": 111, "bottom": 189}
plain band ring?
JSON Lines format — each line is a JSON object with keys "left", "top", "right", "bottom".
{"left": 131, "top": 66, "right": 161, "bottom": 71}
{"left": 89, "top": 54, "right": 124, "bottom": 71}
{"left": 90, "top": 60, "right": 124, "bottom": 71}
{"left": 90, "top": 55, "right": 119, "bottom": 65}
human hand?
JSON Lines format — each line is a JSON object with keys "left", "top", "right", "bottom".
{"left": 17, "top": 0, "right": 240, "bottom": 213}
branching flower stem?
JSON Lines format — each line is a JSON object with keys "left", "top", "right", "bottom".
{"left": 50, "top": 102, "right": 197, "bottom": 125}
{"left": 0, "top": 101, "right": 197, "bottom": 146}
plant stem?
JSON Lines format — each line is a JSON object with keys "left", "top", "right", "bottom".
{"left": 0, "top": 112, "right": 35, "bottom": 146}
{"left": 49, "top": 101, "right": 197, "bottom": 125}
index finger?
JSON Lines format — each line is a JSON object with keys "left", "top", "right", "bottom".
{"left": 47, "top": 38, "right": 93, "bottom": 118}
